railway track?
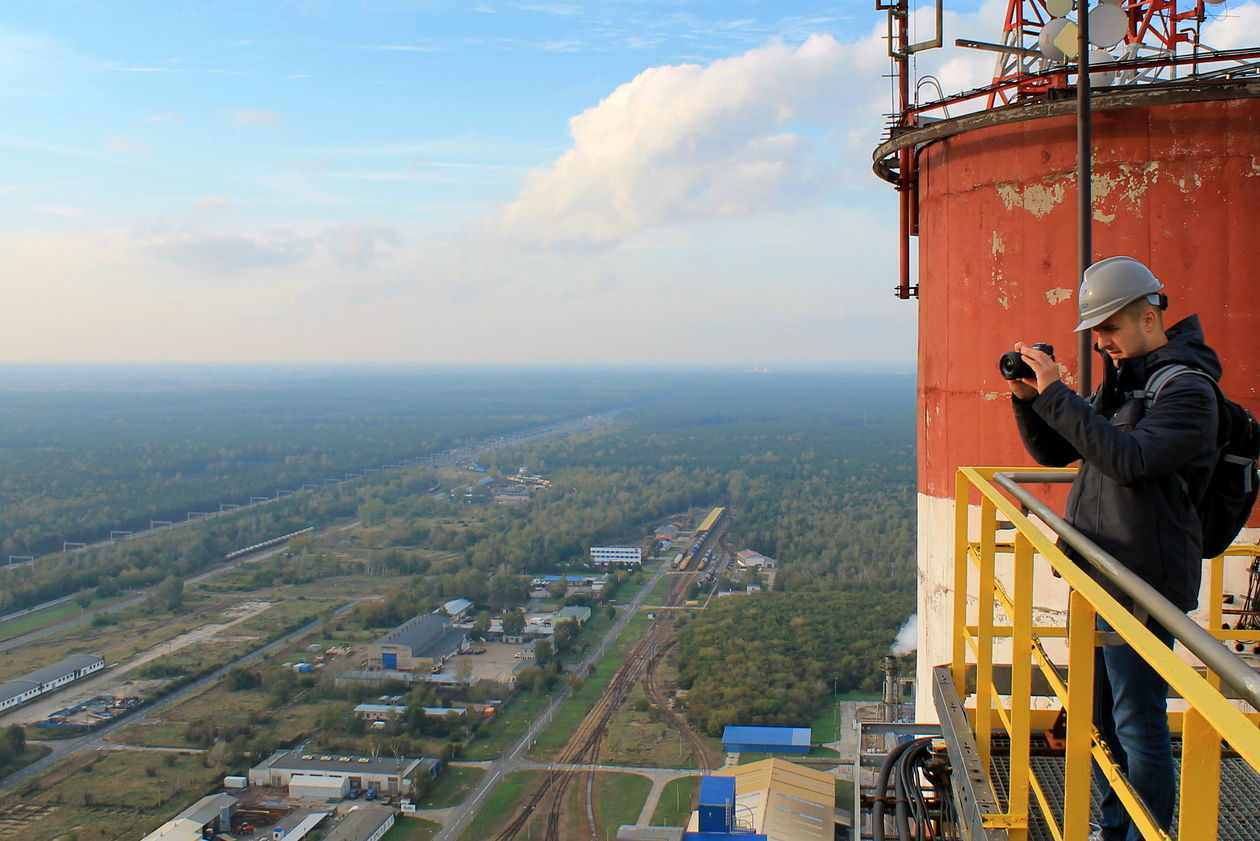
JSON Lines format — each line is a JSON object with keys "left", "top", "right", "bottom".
{"left": 493, "top": 566, "right": 705, "bottom": 841}
{"left": 642, "top": 637, "right": 714, "bottom": 772}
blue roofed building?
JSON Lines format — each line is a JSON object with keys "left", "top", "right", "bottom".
{"left": 721, "top": 725, "right": 811, "bottom": 754}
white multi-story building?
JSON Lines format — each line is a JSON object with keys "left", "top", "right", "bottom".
{"left": 589, "top": 546, "right": 642, "bottom": 568}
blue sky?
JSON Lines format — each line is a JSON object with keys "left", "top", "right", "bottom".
{"left": 17, "top": 0, "right": 1217, "bottom": 365}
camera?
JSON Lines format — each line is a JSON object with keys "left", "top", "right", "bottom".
{"left": 999, "top": 343, "right": 1054, "bottom": 381}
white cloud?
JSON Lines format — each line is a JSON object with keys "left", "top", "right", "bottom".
{"left": 227, "top": 108, "right": 287, "bottom": 135}
{"left": 487, "top": 2, "right": 997, "bottom": 252}
{"left": 490, "top": 34, "right": 872, "bottom": 248}
{"left": 141, "top": 111, "right": 178, "bottom": 124}
{"left": 1201, "top": 1, "right": 1260, "bottom": 50}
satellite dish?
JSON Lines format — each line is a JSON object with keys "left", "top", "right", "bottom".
{"left": 1047, "top": 0, "right": 1074, "bottom": 16}
{"left": 1039, "top": 18, "right": 1079, "bottom": 61}
{"left": 1089, "top": 3, "right": 1129, "bottom": 48}
{"left": 1089, "top": 49, "right": 1117, "bottom": 87}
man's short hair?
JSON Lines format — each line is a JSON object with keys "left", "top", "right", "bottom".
{"left": 1120, "top": 294, "right": 1163, "bottom": 324}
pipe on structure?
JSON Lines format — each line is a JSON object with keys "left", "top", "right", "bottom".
{"left": 1076, "top": 4, "right": 1093, "bottom": 397}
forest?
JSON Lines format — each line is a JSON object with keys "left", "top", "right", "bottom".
{"left": 1, "top": 365, "right": 918, "bottom": 732}
{"left": 0, "top": 366, "right": 657, "bottom": 557}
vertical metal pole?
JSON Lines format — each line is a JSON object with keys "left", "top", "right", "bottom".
{"left": 1076, "top": 3, "right": 1094, "bottom": 397}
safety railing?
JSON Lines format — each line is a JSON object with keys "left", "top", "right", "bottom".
{"left": 952, "top": 467, "right": 1260, "bottom": 841}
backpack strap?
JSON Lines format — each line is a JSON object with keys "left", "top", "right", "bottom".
{"left": 1126, "top": 363, "right": 1216, "bottom": 413}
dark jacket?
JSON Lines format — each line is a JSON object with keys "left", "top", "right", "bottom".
{"left": 1012, "top": 316, "right": 1220, "bottom": 611}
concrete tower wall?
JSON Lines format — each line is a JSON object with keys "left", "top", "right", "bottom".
{"left": 909, "top": 91, "right": 1260, "bottom": 716}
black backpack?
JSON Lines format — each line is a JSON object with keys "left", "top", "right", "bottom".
{"left": 1142, "top": 364, "right": 1260, "bottom": 558}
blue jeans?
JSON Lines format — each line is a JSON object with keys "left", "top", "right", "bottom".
{"left": 1093, "top": 615, "right": 1177, "bottom": 841}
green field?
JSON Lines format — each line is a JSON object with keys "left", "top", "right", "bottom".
{"left": 461, "top": 691, "right": 550, "bottom": 761}
{"left": 592, "top": 772, "right": 654, "bottom": 840}
{"left": 456, "top": 770, "right": 546, "bottom": 841}
{"left": 415, "top": 764, "right": 486, "bottom": 809}
{"left": 0, "top": 595, "right": 118, "bottom": 641}
{"left": 650, "top": 775, "right": 700, "bottom": 827}
{"left": 528, "top": 612, "right": 651, "bottom": 759}
{"left": 379, "top": 817, "right": 440, "bottom": 841}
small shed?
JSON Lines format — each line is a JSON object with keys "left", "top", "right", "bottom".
{"left": 289, "top": 774, "right": 349, "bottom": 800}
{"left": 721, "top": 725, "right": 811, "bottom": 754}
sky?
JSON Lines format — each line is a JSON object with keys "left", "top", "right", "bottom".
{"left": 2, "top": 1, "right": 1255, "bottom": 366}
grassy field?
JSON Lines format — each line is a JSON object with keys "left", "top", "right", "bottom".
{"left": 650, "top": 775, "right": 700, "bottom": 827}
{"left": 461, "top": 691, "right": 549, "bottom": 761}
{"left": 591, "top": 772, "right": 653, "bottom": 840}
{"left": 379, "top": 817, "right": 440, "bottom": 841}
{"left": 414, "top": 765, "right": 486, "bottom": 809}
{"left": 0, "top": 594, "right": 120, "bottom": 641}
{"left": 0, "top": 595, "right": 220, "bottom": 683}
{"left": 455, "top": 770, "right": 546, "bottom": 841}
{"left": 527, "top": 612, "right": 651, "bottom": 760}
{"left": 0, "top": 749, "right": 223, "bottom": 841}
{"left": 0, "top": 744, "right": 52, "bottom": 779}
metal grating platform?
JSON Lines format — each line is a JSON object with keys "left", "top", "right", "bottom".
{"left": 988, "top": 739, "right": 1260, "bottom": 841}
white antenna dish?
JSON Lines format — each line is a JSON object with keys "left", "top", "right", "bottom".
{"left": 1039, "top": 18, "right": 1079, "bottom": 61}
{"left": 1089, "top": 3, "right": 1129, "bottom": 49}
{"left": 1046, "top": 0, "right": 1074, "bottom": 17}
{"left": 1088, "top": 49, "right": 1117, "bottom": 86}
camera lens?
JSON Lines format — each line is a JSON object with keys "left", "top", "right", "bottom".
{"left": 998, "top": 350, "right": 1032, "bottom": 381}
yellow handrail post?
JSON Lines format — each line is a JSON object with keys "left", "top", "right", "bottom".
{"left": 1062, "top": 590, "right": 1096, "bottom": 841}
{"left": 1177, "top": 706, "right": 1222, "bottom": 841}
{"left": 954, "top": 469, "right": 972, "bottom": 693}
{"left": 975, "top": 496, "right": 999, "bottom": 772}
{"left": 1006, "top": 531, "right": 1034, "bottom": 840}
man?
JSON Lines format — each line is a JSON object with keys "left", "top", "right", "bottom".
{"left": 1007, "top": 255, "right": 1220, "bottom": 841}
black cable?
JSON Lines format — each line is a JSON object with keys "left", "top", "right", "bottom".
{"left": 872, "top": 737, "right": 925, "bottom": 841}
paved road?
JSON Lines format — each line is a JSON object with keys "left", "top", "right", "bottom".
{"left": 431, "top": 560, "right": 669, "bottom": 841}
{"left": 0, "top": 597, "right": 370, "bottom": 795}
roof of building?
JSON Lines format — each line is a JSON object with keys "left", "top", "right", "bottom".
{"left": 374, "top": 614, "right": 467, "bottom": 659}
{"left": 323, "top": 805, "right": 395, "bottom": 841}
{"left": 354, "top": 703, "right": 407, "bottom": 715}
{"left": 721, "top": 726, "right": 810, "bottom": 748}
{"left": 276, "top": 812, "right": 331, "bottom": 841}
{"left": 290, "top": 774, "right": 349, "bottom": 791}
{"left": 175, "top": 792, "right": 238, "bottom": 824}
{"left": 556, "top": 605, "right": 592, "bottom": 623}
{"left": 616, "top": 828, "right": 684, "bottom": 841}
{"left": 714, "top": 758, "right": 833, "bottom": 841}
{"left": 140, "top": 819, "right": 207, "bottom": 841}
{"left": 253, "top": 749, "right": 421, "bottom": 778}
{"left": 443, "top": 598, "right": 473, "bottom": 616}
{"left": 0, "top": 654, "right": 105, "bottom": 704}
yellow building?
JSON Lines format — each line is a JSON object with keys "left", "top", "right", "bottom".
{"left": 699, "top": 758, "right": 835, "bottom": 841}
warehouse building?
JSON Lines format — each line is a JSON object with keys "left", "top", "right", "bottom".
{"left": 139, "top": 793, "right": 239, "bottom": 841}
{"left": 0, "top": 653, "right": 105, "bottom": 712}
{"left": 589, "top": 546, "right": 642, "bottom": 568}
{"left": 366, "top": 614, "right": 469, "bottom": 672}
{"left": 249, "top": 750, "right": 440, "bottom": 798}
{"left": 704, "top": 759, "right": 834, "bottom": 841}
{"left": 721, "top": 725, "right": 811, "bottom": 754}
{"left": 324, "top": 805, "right": 395, "bottom": 841}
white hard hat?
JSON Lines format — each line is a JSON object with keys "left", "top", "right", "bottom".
{"left": 1074, "top": 256, "right": 1165, "bottom": 331}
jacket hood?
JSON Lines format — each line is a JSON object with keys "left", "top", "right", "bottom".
{"left": 1103, "top": 314, "right": 1221, "bottom": 387}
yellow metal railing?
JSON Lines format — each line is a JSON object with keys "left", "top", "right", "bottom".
{"left": 953, "top": 466, "right": 1260, "bottom": 841}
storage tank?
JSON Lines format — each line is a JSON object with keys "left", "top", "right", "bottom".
{"left": 873, "top": 1, "right": 1260, "bottom": 715}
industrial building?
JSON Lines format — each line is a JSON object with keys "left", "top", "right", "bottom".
{"left": 618, "top": 760, "right": 836, "bottom": 841}
{"left": 365, "top": 614, "right": 469, "bottom": 672}
{"left": 323, "top": 805, "right": 395, "bottom": 841}
{"left": 588, "top": 546, "right": 642, "bottom": 568}
{"left": 249, "top": 749, "right": 439, "bottom": 799}
{"left": 0, "top": 653, "right": 105, "bottom": 713}
{"left": 138, "top": 793, "right": 239, "bottom": 841}
{"left": 442, "top": 598, "right": 473, "bottom": 621}
{"left": 733, "top": 550, "right": 775, "bottom": 570}
{"left": 721, "top": 725, "right": 811, "bottom": 754}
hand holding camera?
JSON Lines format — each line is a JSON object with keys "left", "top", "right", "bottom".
{"left": 1001, "top": 342, "right": 1057, "bottom": 399}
